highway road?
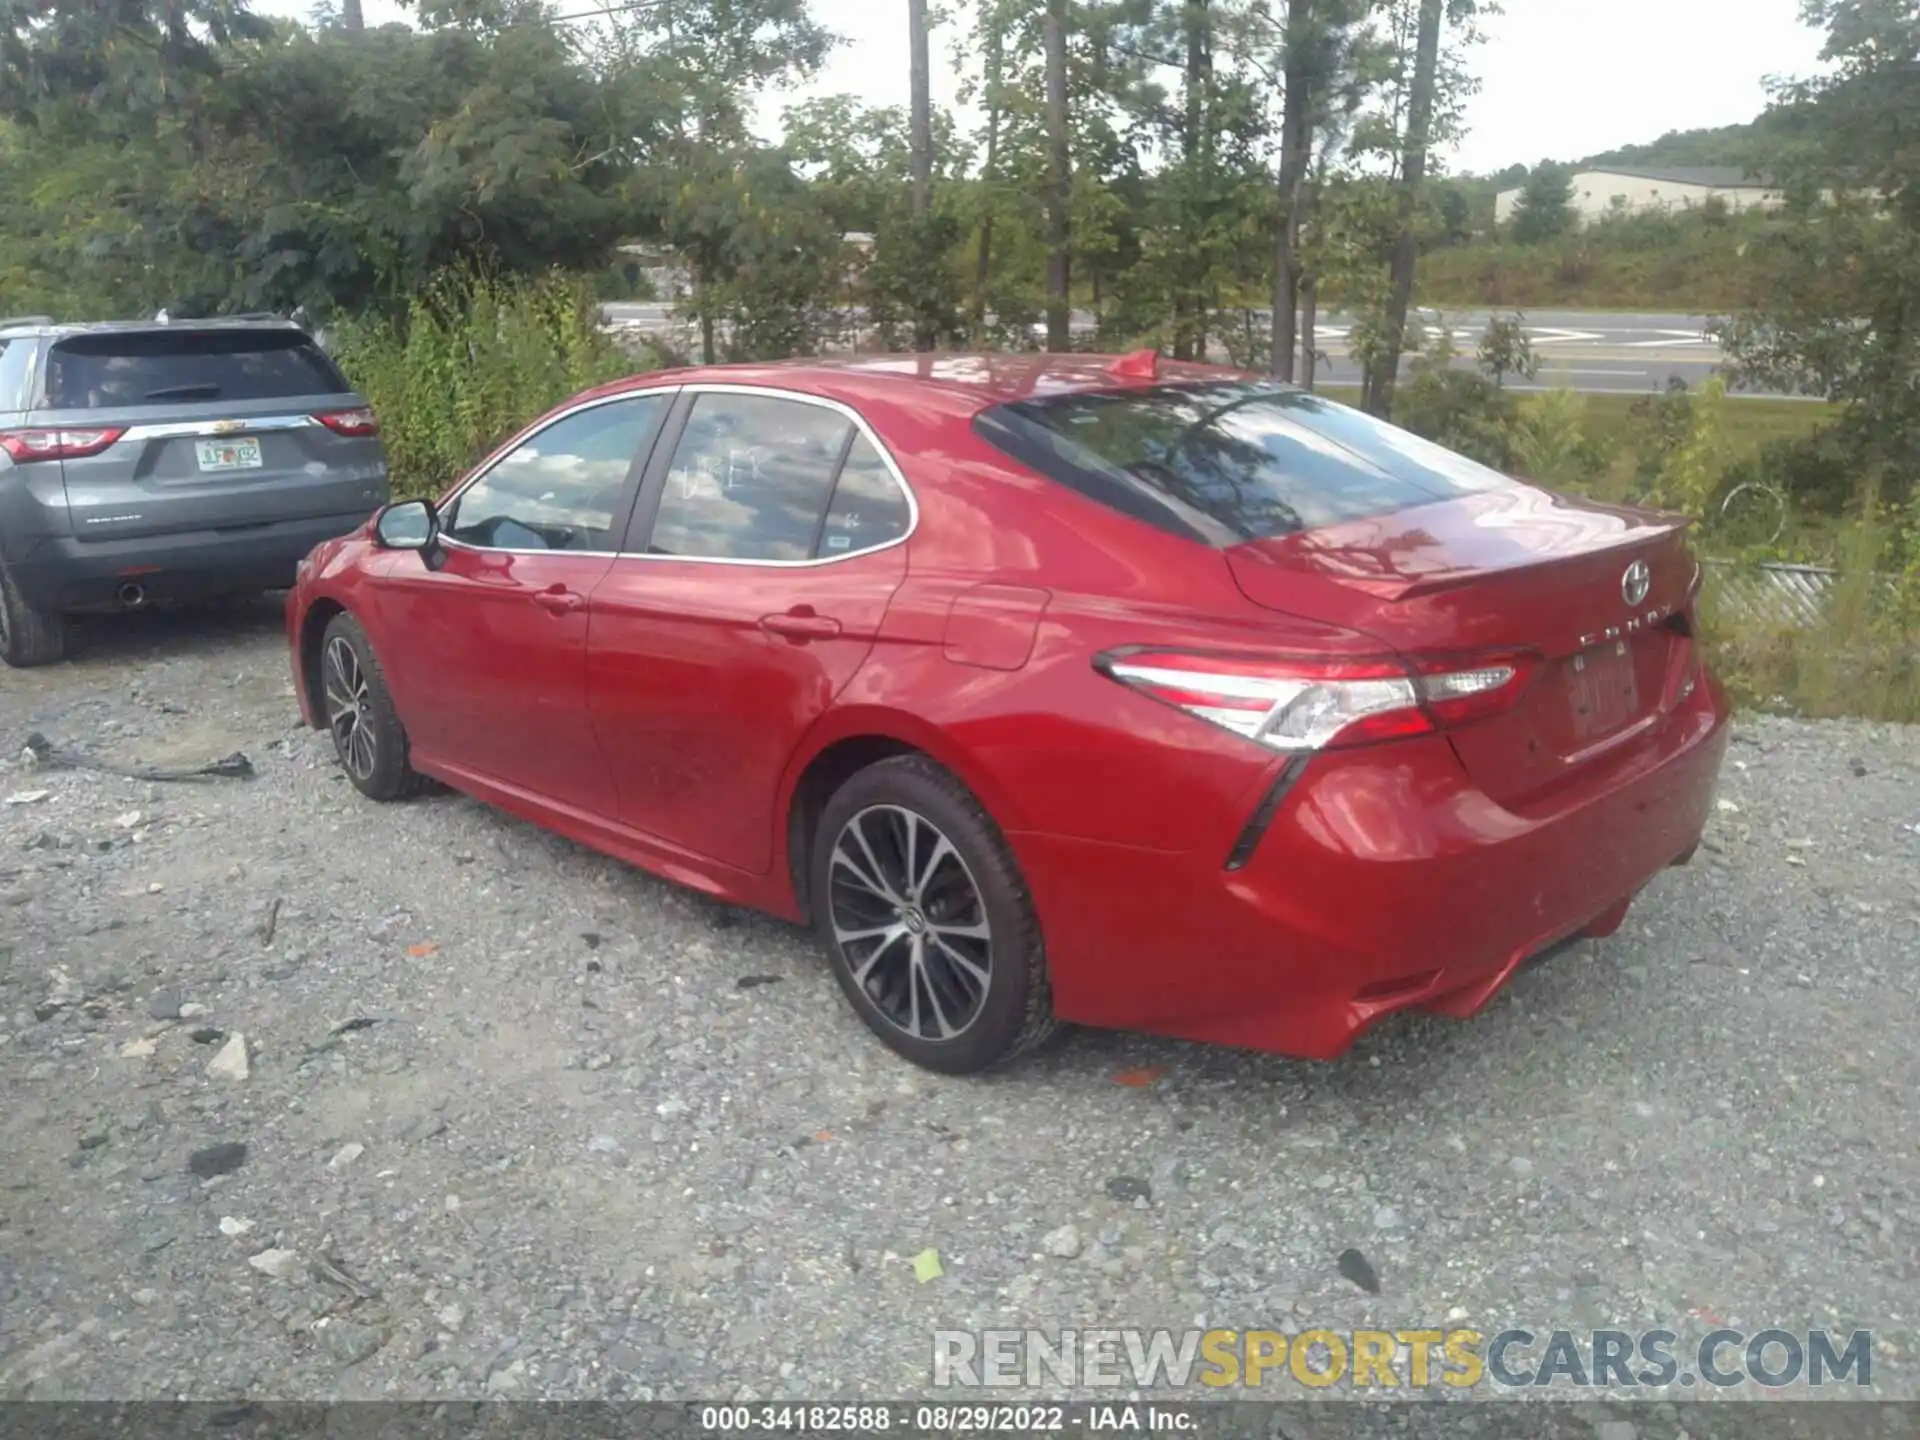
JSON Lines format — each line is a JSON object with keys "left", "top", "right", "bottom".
{"left": 1308, "top": 309, "right": 1738, "bottom": 397}
{"left": 601, "top": 303, "right": 1796, "bottom": 399}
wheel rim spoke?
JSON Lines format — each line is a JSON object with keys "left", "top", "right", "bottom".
{"left": 929, "top": 933, "right": 990, "bottom": 988}
{"left": 828, "top": 804, "right": 993, "bottom": 1044}
{"left": 830, "top": 841, "right": 895, "bottom": 907}
{"left": 848, "top": 928, "right": 908, "bottom": 985}
{"left": 324, "top": 636, "right": 376, "bottom": 779}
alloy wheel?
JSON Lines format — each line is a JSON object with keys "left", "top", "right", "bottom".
{"left": 323, "top": 635, "right": 377, "bottom": 781}
{"left": 827, "top": 804, "right": 993, "bottom": 1042}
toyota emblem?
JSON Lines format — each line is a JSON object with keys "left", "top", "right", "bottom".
{"left": 1621, "top": 560, "right": 1652, "bottom": 607}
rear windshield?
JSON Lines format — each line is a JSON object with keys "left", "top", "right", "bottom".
{"left": 45, "top": 330, "right": 350, "bottom": 410}
{"left": 973, "top": 380, "right": 1515, "bottom": 545}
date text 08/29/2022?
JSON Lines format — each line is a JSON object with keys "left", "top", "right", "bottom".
{"left": 696, "top": 1406, "right": 1193, "bottom": 1434}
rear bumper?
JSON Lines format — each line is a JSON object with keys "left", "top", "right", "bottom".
{"left": 10, "top": 512, "right": 375, "bottom": 612}
{"left": 1013, "top": 668, "right": 1733, "bottom": 1059}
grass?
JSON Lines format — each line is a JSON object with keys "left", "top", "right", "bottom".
{"left": 1317, "top": 383, "right": 1919, "bottom": 721}
{"left": 1412, "top": 219, "right": 1768, "bottom": 313}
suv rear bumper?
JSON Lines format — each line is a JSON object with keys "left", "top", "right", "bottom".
{"left": 10, "top": 512, "right": 374, "bottom": 612}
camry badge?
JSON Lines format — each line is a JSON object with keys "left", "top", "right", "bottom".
{"left": 1621, "top": 560, "right": 1652, "bottom": 608}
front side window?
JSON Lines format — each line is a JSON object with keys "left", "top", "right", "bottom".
{"left": 444, "top": 394, "right": 665, "bottom": 553}
{"left": 646, "top": 392, "right": 910, "bottom": 562}
{"left": 974, "top": 381, "right": 1516, "bottom": 545}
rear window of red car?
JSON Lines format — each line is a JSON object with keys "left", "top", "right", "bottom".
{"left": 45, "top": 330, "right": 351, "bottom": 410}
{"left": 973, "top": 380, "right": 1513, "bottom": 545}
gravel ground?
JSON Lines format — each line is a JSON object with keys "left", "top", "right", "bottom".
{"left": 1, "top": 602, "right": 1917, "bottom": 1407}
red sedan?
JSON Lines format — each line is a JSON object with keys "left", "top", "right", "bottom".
{"left": 286, "top": 353, "right": 1730, "bottom": 1073}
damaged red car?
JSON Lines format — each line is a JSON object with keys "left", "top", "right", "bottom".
{"left": 286, "top": 353, "right": 1729, "bottom": 1073}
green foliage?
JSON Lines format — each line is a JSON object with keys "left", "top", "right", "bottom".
{"left": 1475, "top": 311, "right": 1536, "bottom": 387}
{"left": 327, "top": 269, "right": 649, "bottom": 498}
{"left": 1415, "top": 206, "right": 1776, "bottom": 310}
{"left": 1712, "top": 0, "right": 1920, "bottom": 510}
{"left": 1508, "top": 387, "right": 1615, "bottom": 489}
{"left": 1646, "top": 375, "right": 1730, "bottom": 515}
{"left": 1507, "top": 162, "right": 1575, "bottom": 244}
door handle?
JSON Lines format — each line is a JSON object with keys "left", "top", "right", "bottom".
{"left": 761, "top": 610, "right": 842, "bottom": 641}
{"left": 534, "top": 587, "right": 586, "bottom": 616}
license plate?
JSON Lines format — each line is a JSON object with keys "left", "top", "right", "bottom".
{"left": 195, "top": 437, "right": 262, "bottom": 472}
{"left": 1566, "top": 639, "right": 1641, "bottom": 742}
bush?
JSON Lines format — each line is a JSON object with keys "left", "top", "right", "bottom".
{"left": 329, "top": 268, "right": 656, "bottom": 499}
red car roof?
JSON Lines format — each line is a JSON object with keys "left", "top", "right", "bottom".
{"left": 578, "top": 352, "right": 1244, "bottom": 418}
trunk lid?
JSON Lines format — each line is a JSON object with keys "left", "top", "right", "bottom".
{"left": 42, "top": 327, "right": 387, "bottom": 542}
{"left": 1225, "top": 486, "right": 1701, "bottom": 804}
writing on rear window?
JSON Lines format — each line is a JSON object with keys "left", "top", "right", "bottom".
{"left": 45, "top": 330, "right": 350, "bottom": 409}
{"left": 973, "top": 380, "right": 1516, "bottom": 545}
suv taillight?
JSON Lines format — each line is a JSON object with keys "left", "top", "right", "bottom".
{"left": 1096, "top": 647, "right": 1539, "bottom": 753}
{"left": 314, "top": 408, "right": 380, "bottom": 437}
{"left": 0, "top": 427, "right": 126, "bottom": 463}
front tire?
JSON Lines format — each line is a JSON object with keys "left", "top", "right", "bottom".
{"left": 810, "top": 755, "right": 1056, "bottom": 1074}
{"left": 319, "top": 613, "right": 426, "bottom": 802}
{"left": 0, "top": 558, "right": 66, "bottom": 667}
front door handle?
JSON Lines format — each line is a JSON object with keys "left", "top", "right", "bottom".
{"left": 761, "top": 609, "right": 842, "bottom": 641}
{"left": 534, "top": 586, "right": 586, "bottom": 616}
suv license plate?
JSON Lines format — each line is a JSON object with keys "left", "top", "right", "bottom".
{"left": 196, "top": 438, "right": 263, "bottom": 472}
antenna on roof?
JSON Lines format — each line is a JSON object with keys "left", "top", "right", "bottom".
{"left": 1107, "top": 348, "right": 1159, "bottom": 381}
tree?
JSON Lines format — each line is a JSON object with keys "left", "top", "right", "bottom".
{"left": 0, "top": 0, "right": 269, "bottom": 128}
{"left": 1268, "top": 0, "right": 1371, "bottom": 383}
{"left": 1509, "top": 160, "right": 1575, "bottom": 243}
{"left": 1715, "top": 0, "right": 1920, "bottom": 505}
{"left": 908, "top": 0, "right": 936, "bottom": 351}
{"left": 1043, "top": 0, "right": 1072, "bottom": 351}
{"left": 1361, "top": 0, "right": 1443, "bottom": 417}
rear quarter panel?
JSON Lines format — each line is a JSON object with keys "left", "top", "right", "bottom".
{"left": 786, "top": 407, "right": 1389, "bottom": 858}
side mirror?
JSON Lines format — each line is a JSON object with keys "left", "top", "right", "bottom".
{"left": 373, "top": 499, "right": 438, "bottom": 552}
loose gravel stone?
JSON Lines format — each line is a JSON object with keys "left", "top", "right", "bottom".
{"left": 1041, "top": 1225, "right": 1083, "bottom": 1259}
{"left": 0, "top": 606, "right": 1915, "bottom": 1403}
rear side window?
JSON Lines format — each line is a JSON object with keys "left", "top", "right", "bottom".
{"left": 44, "top": 330, "right": 350, "bottom": 409}
{"left": 973, "top": 381, "right": 1515, "bottom": 545}
{"left": 644, "top": 392, "right": 911, "bottom": 563}
{"left": 0, "top": 340, "right": 32, "bottom": 412}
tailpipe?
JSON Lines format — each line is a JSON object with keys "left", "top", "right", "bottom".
{"left": 117, "top": 582, "right": 148, "bottom": 610}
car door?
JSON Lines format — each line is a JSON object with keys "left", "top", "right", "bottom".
{"left": 371, "top": 390, "right": 673, "bottom": 816}
{"left": 585, "top": 386, "right": 915, "bottom": 872}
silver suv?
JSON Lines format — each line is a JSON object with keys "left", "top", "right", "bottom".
{"left": 0, "top": 315, "right": 389, "bottom": 666}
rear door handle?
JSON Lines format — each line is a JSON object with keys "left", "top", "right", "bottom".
{"left": 761, "top": 610, "right": 842, "bottom": 640}
{"left": 534, "top": 587, "right": 586, "bottom": 616}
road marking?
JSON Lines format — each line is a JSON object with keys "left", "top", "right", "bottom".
{"left": 1528, "top": 328, "right": 1607, "bottom": 346}
{"left": 1619, "top": 329, "right": 1714, "bottom": 347}
{"left": 1538, "top": 368, "right": 1650, "bottom": 377}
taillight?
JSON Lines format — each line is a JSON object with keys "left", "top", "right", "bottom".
{"left": 314, "top": 408, "right": 380, "bottom": 437}
{"left": 1096, "top": 648, "right": 1537, "bottom": 753}
{"left": 0, "top": 427, "right": 126, "bottom": 463}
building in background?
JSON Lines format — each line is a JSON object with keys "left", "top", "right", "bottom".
{"left": 1495, "top": 165, "right": 1785, "bottom": 226}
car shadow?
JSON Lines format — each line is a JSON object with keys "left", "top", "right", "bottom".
{"left": 60, "top": 593, "right": 288, "bottom": 669}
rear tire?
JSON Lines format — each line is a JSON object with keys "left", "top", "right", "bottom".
{"left": 319, "top": 612, "right": 427, "bottom": 802}
{"left": 810, "top": 755, "right": 1056, "bottom": 1074}
{"left": 0, "top": 559, "right": 66, "bottom": 668}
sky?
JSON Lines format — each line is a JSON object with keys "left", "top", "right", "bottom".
{"left": 274, "top": 0, "right": 1831, "bottom": 177}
